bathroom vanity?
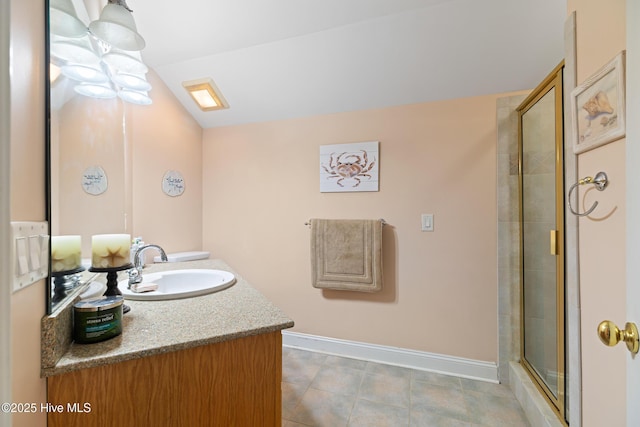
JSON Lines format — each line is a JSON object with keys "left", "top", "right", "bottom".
{"left": 42, "top": 260, "right": 294, "bottom": 427}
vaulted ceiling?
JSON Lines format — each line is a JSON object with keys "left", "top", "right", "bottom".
{"left": 97, "top": 0, "right": 567, "bottom": 128}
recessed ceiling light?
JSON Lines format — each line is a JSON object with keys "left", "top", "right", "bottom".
{"left": 182, "top": 78, "right": 228, "bottom": 112}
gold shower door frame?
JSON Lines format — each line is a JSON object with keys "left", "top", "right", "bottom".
{"left": 517, "top": 62, "right": 567, "bottom": 425}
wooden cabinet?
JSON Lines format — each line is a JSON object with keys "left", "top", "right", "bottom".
{"left": 48, "top": 331, "right": 282, "bottom": 427}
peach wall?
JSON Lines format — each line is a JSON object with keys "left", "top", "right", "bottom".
{"left": 568, "top": 0, "right": 627, "bottom": 426}
{"left": 202, "top": 94, "right": 518, "bottom": 362}
{"left": 130, "top": 71, "right": 203, "bottom": 253}
{"left": 9, "top": 0, "right": 47, "bottom": 426}
{"left": 53, "top": 98, "right": 128, "bottom": 255}
{"left": 51, "top": 70, "right": 203, "bottom": 256}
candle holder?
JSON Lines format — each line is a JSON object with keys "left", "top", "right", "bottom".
{"left": 89, "top": 263, "right": 133, "bottom": 314}
{"left": 51, "top": 266, "right": 85, "bottom": 304}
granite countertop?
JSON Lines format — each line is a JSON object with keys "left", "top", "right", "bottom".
{"left": 42, "top": 259, "right": 294, "bottom": 377}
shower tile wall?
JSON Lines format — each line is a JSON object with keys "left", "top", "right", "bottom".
{"left": 496, "top": 94, "right": 526, "bottom": 383}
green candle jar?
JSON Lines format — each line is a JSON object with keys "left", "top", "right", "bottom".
{"left": 73, "top": 296, "right": 123, "bottom": 344}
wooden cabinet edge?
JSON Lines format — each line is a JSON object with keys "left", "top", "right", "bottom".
{"left": 48, "top": 331, "right": 283, "bottom": 427}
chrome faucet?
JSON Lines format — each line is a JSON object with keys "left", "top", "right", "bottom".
{"left": 128, "top": 244, "right": 168, "bottom": 287}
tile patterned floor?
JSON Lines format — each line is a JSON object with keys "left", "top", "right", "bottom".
{"left": 282, "top": 347, "right": 530, "bottom": 427}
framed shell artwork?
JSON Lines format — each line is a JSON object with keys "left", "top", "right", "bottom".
{"left": 570, "top": 51, "right": 626, "bottom": 154}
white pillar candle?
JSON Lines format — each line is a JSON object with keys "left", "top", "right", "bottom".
{"left": 91, "top": 234, "right": 131, "bottom": 268}
{"left": 51, "top": 235, "right": 82, "bottom": 272}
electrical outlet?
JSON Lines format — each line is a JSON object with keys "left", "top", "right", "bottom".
{"left": 10, "top": 221, "right": 49, "bottom": 292}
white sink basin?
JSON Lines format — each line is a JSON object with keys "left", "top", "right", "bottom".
{"left": 118, "top": 269, "right": 236, "bottom": 301}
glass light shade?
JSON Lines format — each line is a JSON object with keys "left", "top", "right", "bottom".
{"left": 50, "top": 0, "right": 87, "bottom": 38}
{"left": 61, "top": 64, "right": 109, "bottom": 83}
{"left": 74, "top": 82, "right": 117, "bottom": 99}
{"left": 111, "top": 73, "right": 152, "bottom": 91}
{"left": 89, "top": 4, "right": 145, "bottom": 51}
{"left": 50, "top": 37, "right": 101, "bottom": 65}
{"left": 118, "top": 89, "right": 152, "bottom": 105}
{"left": 50, "top": 63, "right": 62, "bottom": 84}
{"left": 102, "top": 49, "right": 148, "bottom": 74}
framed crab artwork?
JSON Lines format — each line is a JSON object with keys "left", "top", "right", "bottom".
{"left": 319, "top": 141, "right": 379, "bottom": 192}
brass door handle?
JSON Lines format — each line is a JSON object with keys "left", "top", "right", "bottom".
{"left": 597, "top": 320, "right": 639, "bottom": 354}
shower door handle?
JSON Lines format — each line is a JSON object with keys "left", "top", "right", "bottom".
{"left": 550, "top": 230, "right": 558, "bottom": 255}
{"left": 597, "top": 320, "right": 639, "bottom": 354}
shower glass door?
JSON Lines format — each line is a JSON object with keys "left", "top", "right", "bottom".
{"left": 518, "top": 64, "right": 566, "bottom": 423}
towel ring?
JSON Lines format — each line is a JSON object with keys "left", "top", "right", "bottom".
{"left": 567, "top": 171, "right": 608, "bottom": 217}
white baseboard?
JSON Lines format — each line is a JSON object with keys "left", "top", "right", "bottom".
{"left": 282, "top": 331, "right": 498, "bottom": 383}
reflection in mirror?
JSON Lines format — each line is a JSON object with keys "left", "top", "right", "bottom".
{"left": 48, "top": 0, "right": 151, "bottom": 312}
{"left": 50, "top": 235, "right": 83, "bottom": 304}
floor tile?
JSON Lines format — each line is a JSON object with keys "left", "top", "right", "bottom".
{"left": 348, "top": 399, "right": 409, "bottom": 427}
{"left": 410, "top": 408, "right": 472, "bottom": 427}
{"left": 281, "top": 348, "right": 530, "bottom": 427}
{"left": 410, "top": 380, "right": 469, "bottom": 422}
{"left": 459, "top": 378, "right": 514, "bottom": 399}
{"left": 324, "top": 355, "right": 368, "bottom": 371}
{"left": 290, "top": 387, "right": 356, "bottom": 427}
{"left": 464, "top": 390, "right": 530, "bottom": 426}
{"left": 365, "top": 362, "right": 413, "bottom": 379}
{"left": 359, "top": 372, "right": 410, "bottom": 408}
{"left": 283, "top": 351, "right": 325, "bottom": 385}
{"left": 282, "top": 381, "right": 308, "bottom": 419}
{"left": 310, "top": 365, "right": 365, "bottom": 396}
{"left": 411, "top": 370, "right": 462, "bottom": 389}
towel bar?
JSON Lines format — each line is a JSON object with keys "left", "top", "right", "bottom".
{"left": 305, "top": 218, "right": 387, "bottom": 227}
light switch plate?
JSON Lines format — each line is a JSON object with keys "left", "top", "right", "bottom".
{"left": 421, "top": 214, "right": 434, "bottom": 232}
{"left": 10, "top": 221, "right": 49, "bottom": 292}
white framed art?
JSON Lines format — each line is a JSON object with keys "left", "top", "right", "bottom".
{"left": 320, "top": 141, "right": 379, "bottom": 193}
{"left": 571, "top": 51, "right": 626, "bottom": 154}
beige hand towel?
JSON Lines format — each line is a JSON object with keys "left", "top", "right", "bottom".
{"left": 310, "top": 219, "right": 383, "bottom": 292}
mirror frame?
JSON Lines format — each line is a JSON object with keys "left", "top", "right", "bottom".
{"left": 45, "top": 0, "right": 53, "bottom": 314}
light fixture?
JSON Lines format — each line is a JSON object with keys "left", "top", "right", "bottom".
{"left": 74, "top": 82, "right": 117, "bottom": 99}
{"left": 102, "top": 49, "right": 148, "bottom": 74}
{"left": 49, "top": 0, "right": 87, "bottom": 38}
{"left": 111, "top": 72, "right": 152, "bottom": 92}
{"left": 88, "top": 2, "right": 145, "bottom": 51}
{"left": 50, "top": 0, "right": 153, "bottom": 105}
{"left": 50, "top": 36, "right": 101, "bottom": 65}
{"left": 117, "top": 89, "right": 152, "bottom": 105}
{"left": 61, "top": 63, "right": 109, "bottom": 83}
{"left": 50, "top": 63, "right": 62, "bottom": 84}
{"left": 182, "top": 78, "right": 229, "bottom": 111}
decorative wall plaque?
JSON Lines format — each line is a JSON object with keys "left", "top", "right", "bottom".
{"left": 162, "top": 170, "right": 185, "bottom": 197}
{"left": 81, "top": 166, "right": 108, "bottom": 195}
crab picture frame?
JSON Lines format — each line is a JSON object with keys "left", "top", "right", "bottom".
{"left": 571, "top": 51, "right": 626, "bottom": 154}
{"left": 319, "top": 141, "right": 379, "bottom": 192}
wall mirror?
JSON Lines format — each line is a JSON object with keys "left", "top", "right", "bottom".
{"left": 47, "top": 0, "right": 151, "bottom": 313}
